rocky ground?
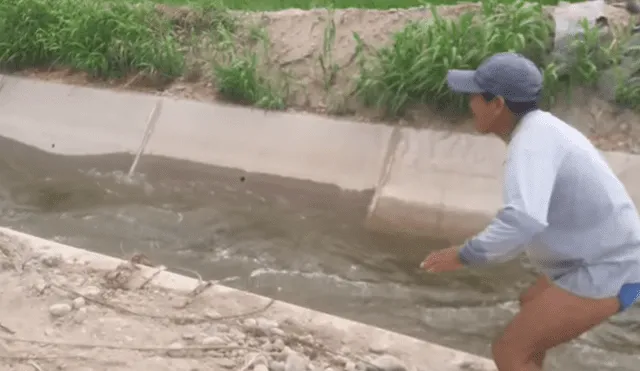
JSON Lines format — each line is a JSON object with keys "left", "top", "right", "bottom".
{"left": 0, "top": 242, "right": 415, "bottom": 371}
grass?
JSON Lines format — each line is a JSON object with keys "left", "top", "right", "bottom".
{"left": 0, "top": 0, "right": 638, "bottom": 116}
{"left": 0, "top": 0, "right": 184, "bottom": 80}
{"left": 155, "top": 0, "right": 585, "bottom": 11}
{"left": 354, "top": 0, "right": 640, "bottom": 116}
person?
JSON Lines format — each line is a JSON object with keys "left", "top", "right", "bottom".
{"left": 420, "top": 52, "right": 640, "bottom": 371}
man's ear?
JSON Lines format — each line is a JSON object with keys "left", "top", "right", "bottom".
{"left": 493, "top": 96, "right": 506, "bottom": 110}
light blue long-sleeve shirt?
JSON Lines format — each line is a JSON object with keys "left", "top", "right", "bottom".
{"left": 459, "top": 110, "right": 640, "bottom": 298}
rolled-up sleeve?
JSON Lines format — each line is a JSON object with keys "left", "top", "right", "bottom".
{"left": 459, "top": 141, "right": 565, "bottom": 266}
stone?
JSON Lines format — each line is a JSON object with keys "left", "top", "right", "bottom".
{"left": 272, "top": 338, "right": 286, "bottom": 351}
{"left": 271, "top": 327, "right": 286, "bottom": 337}
{"left": 366, "top": 355, "right": 408, "bottom": 371}
{"left": 33, "top": 280, "right": 49, "bottom": 294}
{"left": 256, "top": 317, "right": 279, "bottom": 331}
{"left": 72, "top": 297, "right": 85, "bottom": 309}
{"left": 81, "top": 286, "right": 101, "bottom": 297}
{"left": 182, "top": 333, "right": 196, "bottom": 342}
{"left": 216, "top": 358, "right": 236, "bottom": 368}
{"left": 49, "top": 303, "right": 72, "bottom": 317}
{"left": 215, "top": 324, "right": 230, "bottom": 333}
{"left": 254, "top": 365, "right": 269, "bottom": 371}
{"left": 345, "top": 361, "right": 357, "bottom": 371}
{"left": 230, "top": 327, "right": 247, "bottom": 341}
{"left": 40, "top": 254, "right": 62, "bottom": 267}
{"left": 243, "top": 318, "right": 257, "bottom": 329}
{"left": 167, "top": 342, "right": 186, "bottom": 358}
{"left": 270, "top": 361, "right": 286, "bottom": 371}
{"left": 73, "top": 307, "right": 88, "bottom": 323}
{"left": 368, "top": 341, "right": 389, "bottom": 354}
{"left": 285, "top": 351, "right": 309, "bottom": 371}
{"left": 202, "top": 336, "right": 225, "bottom": 346}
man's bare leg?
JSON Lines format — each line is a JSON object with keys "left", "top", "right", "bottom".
{"left": 518, "top": 276, "right": 551, "bottom": 368}
{"left": 494, "top": 281, "right": 619, "bottom": 371}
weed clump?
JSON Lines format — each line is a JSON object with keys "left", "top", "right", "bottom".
{"left": 355, "top": 0, "right": 640, "bottom": 117}
{"left": 355, "top": 0, "right": 554, "bottom": 116}
{"left": 0, "top": 0, "right": 184, "bottom": 80}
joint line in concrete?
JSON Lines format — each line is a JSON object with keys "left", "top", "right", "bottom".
{"left": 128, "top": 98, "right": 164, "bottom": 177}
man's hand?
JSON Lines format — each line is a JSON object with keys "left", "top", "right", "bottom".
{"left": 420, "top": 246, "right": 465, "bottom": 273}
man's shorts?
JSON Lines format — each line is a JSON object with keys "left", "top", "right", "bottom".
{"left": 618, "top": 283, "right": 640, "bottom": 312}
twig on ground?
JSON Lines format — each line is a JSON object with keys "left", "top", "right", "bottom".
{"left": 236, "top": 351, "right": 265, "bottom": 371}
{"left": 0, "top": 322, "right": 15, "bottom": 335}
{"left": 27, "top": 360, "right": 43, "bottom": 371}
{"left": 0, "top": 354, "right": 128, "bottom": 365}
{"left": 51, "top": 283, "right": 276, "bottom": 324}
{"left": 175, "top": 280, "right": 215, "bottom": 309}
{"left": 137, "top": 265, "right": 167, "bottom": 290}
{"left": 0, "top": 335, "right": 263, "bottom": 355}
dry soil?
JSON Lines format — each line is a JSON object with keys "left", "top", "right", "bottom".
{"left": 0, "top": 238, "right": 419, "bottom": 371}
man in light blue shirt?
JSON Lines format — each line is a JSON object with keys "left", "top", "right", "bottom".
{"left": 421, "top": 52, "right": 640, "bottom": 371}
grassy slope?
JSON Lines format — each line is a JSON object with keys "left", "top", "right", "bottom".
{"left": 155, "top": 0, "right": 583, "bottom": 10}
{"left": 0, "top": 0, "right": 637, "bottom": 114}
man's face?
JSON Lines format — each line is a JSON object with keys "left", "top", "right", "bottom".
{"left": 468, "top": 94, "right": 506, "bottom": 133}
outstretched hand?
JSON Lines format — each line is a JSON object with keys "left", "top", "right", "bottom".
{"left": 420, "top": 246, "right": 465, "bottom": 273}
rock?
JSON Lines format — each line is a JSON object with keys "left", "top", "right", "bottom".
{"left": 215, "top": 324, "right": 230, "bottom": 333}
{"left": 40, "top": 254, "right": 62, "bottom": 267}
{"left": 368, "top": 341, "right": 389, "bottom": 354}
{"left": 299, "top": 334, "right": 314, "bottom": 344}
{"left": 216, "top": 358, "right": 236, "bottom": 368}
{"left": 366, "top": 355, "right": 407, "bottom": 371}
{"left": 49, "top": 303, "right": 72, "bottom": 317}
{"left": 204, "top": 309, "right": 221, "bottom": 319}
{"left": 285, "top": 351, "right": 309, "bottom": 371}
{"left": 44, "top": 327, "right": 56, "bottom": 337}
{"left": 256, "top": 317, "right": 279, "bottom": 331}
{"left": 72, "top": 297, "right": 85, "bottom": 309}
{"left": 182, "top": 333, "right": 196, "bottom": 341}
{"left": 271, "top": 327, "right": 286, "bottom": 337}
{"left": 81, "top": 286, "right": 101, "bottom": 297}
{"left": 272, "top": 338, "right": 286, "bottom": 351}
{"left": 167, "top": 342, "right": 186, "bottom": 358}
{"left": 230, "top": 327, "right": 247, "bottom": 341}
{"left": 202, "top": 336, "right": 225, "bottom": 346}
{"left": 254, "top": 365, "right": 269, "bottom": 371}
{"left": 33, "top": 280, "right": 49, "bottom": 294}
{"left": 243, "top": 318, "right": 257, "bottom": 329}
{"left": 73, "top": 307, "right": 88, "bottom": 323}
{"left": 270, "top": 361, "right": 286, "bottom": 371}
{"left": 324, "top": 368, "right": 335, "bottom": 371}
{"left": 345, "top": 361, "right": 357, "bottom": 371}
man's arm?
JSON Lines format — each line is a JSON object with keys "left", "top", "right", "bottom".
{"left": 458, "top": 143, "right": 565, "bottom": 266}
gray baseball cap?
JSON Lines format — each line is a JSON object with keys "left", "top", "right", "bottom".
{"left": 447, "top": 52, "right": 543, "bottom": 102}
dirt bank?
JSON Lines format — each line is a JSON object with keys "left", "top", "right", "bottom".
{"left": 0, "top": 237, "right": 428, "bottom": 371}
{"left": 13, "top": 3, "right": 640, "bottom": 153}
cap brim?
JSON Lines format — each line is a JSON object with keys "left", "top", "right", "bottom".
{"left": 447, "top": 70, "right": 484, "bottom": 94}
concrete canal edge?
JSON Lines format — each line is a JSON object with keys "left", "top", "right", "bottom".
{"left": 0, "top": 227, "right": 497, "bottom": 370}
{"left": 1, "top": 74, "right": 639, "bottom": 242}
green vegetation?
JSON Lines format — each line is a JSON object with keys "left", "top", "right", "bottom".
{"left": 0, "top": 0, "right": 184, "bottom": 80}
{"left": 156, "top": 0, "right": 582, "bottom": 11}
{"left": 0, "top": 0, "right": 638, "bottom": 117}
{"left": 355, "top": 0, "right": 640, "bottom": 115}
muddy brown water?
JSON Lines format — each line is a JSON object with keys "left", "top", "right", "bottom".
{"left": 1, "top": 135, "right": 638, "bottom": 370}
